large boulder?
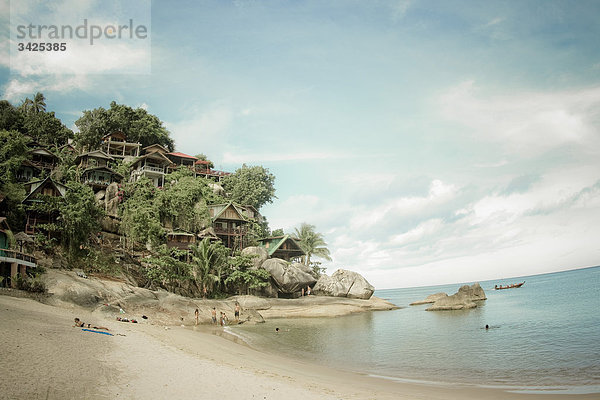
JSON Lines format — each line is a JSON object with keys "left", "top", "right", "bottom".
{"left": 313, "top": 269, "right": 374, "bottom": 300}
{"left": 104, "top": 182, "right": 120, "bottom": 216}
{"left": 241, "top": 246, "right": 269, "bottom": 269}
{"left": 292, "top": 262, "right": 319, "bottom": 279}
{"left": 209, "top": 183, "right": 225, "bottom": 196}
{"left": 426, "top": 283, "right": 486, "bottom": 311}
{"left": 260, "top": 258, "right": 317, "bottom": 294}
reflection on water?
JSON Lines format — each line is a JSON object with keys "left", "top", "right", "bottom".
{"left": 232, "top": 267, "right": 600, "bottom": 392}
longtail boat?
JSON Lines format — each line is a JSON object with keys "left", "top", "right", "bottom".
{"left": 494, "top": 281, "right": 525, "bottom": 290}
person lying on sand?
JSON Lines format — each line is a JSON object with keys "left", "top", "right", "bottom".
{"left": 73, "top": 317, "right": 110, "bottom": 331}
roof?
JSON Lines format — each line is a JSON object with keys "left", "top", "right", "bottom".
{"left": 209, "top": 202, "right": 248, "bottom": 222}
{"left": 142, "top": 144, "right": 169, "bottom": 154}
{"left": 30, "top": 148, "right": 57, "bottom": 158}
{"left": 167, "top": 152, "right": 198, "bottom": 160}
{"left": 103, "top": 131, "right": 126, "bottom": 140}
{"left": 75, "top": 150, "right": 114, "bottom": 161}
{"left": 131, "top": 151, "right": 172, "bottom": 166}
{"left": 22, "top": 177, "right": 67, "bottom": 203}
{"left": 258, "top": 235, "right": 305, "bottom": 257}
{"left": 195, "top": 160, "right": 211, "bottom": 165}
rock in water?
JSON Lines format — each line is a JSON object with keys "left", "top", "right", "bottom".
{"left": 410, "top": 292, "right": 448, "bottom": 306}
{"left": 313, "top": 269, "right": 374, "bottom": 300}
{"left": 241, "top": 246, "right": 269, "bottom": 269}
{"left": 260, "top": 258, "right": 317, "bottom": 294}
{"left": 426, "top": 282, "right": 487, "bottom": 311}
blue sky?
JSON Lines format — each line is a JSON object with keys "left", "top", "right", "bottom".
{"left": 2, "top": 0, "right": 600, "bottom": 288}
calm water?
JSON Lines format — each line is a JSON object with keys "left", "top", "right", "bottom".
{"left": 231, "top": 267, "right": 600, "bottom": 394}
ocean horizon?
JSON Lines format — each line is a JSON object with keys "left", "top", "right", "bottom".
{"left": 231, "top": 266, "right": 600, "bottom": 394}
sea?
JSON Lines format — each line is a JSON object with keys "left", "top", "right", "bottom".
{"left": 230, "top": 266, "right": 600, "bottom": 394}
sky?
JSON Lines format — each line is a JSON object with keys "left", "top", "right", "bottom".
{"left": 2, "top": 0, "right": 599, "bottom": 289}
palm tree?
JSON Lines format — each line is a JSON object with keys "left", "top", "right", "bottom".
{"left": 32, "top": 92, "right": 46, "bottom": 113}
{"left": 20, "top": 92, "right": 46, "bottom": 114}
{"left": 190, "top": 238, "right": 224, "bottom": 296}
{"left": 293, "top": 223, "right": 332, "bottom": 266}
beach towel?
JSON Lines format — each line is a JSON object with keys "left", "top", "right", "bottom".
{"left": 82, "top": 328, "right": 113, "bottom": 336}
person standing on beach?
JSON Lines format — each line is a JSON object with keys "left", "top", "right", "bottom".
{"left": 234, "top": 302, "right": 240, "bottom": 322}
{"left": 307, "top": 286, "right": 311, "bottom": 296}
{"left": 211, "top": 308, "right": 217, "bottom": 325}
{"left": 194, "top": 308, "right": 199, "bottom": 326}
{"left": 220, "top": 312, "right": 228, "bottom": 326}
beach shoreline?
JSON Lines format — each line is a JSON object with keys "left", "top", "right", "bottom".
{"left": 1, "top": 294, "right": 597, "bottom": 400}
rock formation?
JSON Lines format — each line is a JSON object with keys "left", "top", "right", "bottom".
{"left": 208, "top": 183, "right": 225, "bottom": 196}
{"left": 409, "top": 292, "right": 447, "bottom": 306}
{"left": 241, "top": 246, "right": 269, "bottom": 269}
{"left": 104, "top": 182, "right": 120, "bottom": 217}
{"left": 260, "top": 258, "right": 317, "bottom": 294}
{"left": 313, "top": 269, "right": 374, "bottom": 300}
{"left": 426, "top": 283, "right": 487, "bottom": 311}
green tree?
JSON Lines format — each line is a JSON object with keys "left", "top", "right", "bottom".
{"left": 294, "top": 223, "right": 332, "bottom": 266}
{"left": 145, "top": 245, "right": 192, "bottom": 292}
{"left": 221, "top": 164, "right": 276, "bottom": 210}
{"left": 0, "top": 100, "right": 24, "bottom": 132}
{"left": 119, "top": 178, "right": 164, "bottom": 250}
{"left": 60, "top": 181, "right": 104, "bottom": 256}
{"left": 0, "top": 130, "right": 29, "bottom": 229}
{"left": 75, "top": 101, "right": 174, "bottom": 151}
{"left": 271, "top": 228, "right": 284, "bottom": 236}
{"left": 224, "top": 253, "right": 270, "bottom": 295}
{"left": 189, "top": 238, "right": 229, "bottom": 296}
{"left": 18, "top": 93, "right": 73, "bottom": 146}
{"left": 20, "top": 92, "right": 47, "bottom": 114}
{"left": 157, "top": 170, "right": 213, "bottom": 232}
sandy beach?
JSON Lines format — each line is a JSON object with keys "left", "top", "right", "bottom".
{"left": 1, "top": 294, "right": 596, "bottom": 400}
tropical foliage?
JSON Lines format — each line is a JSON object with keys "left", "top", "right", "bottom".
{"left": 75, "top": 101, "right": 174, "bottom": 151}
{"left": 0, "top": 93, "right": 336, "bottom": 299}
{"left": 221, "top": 164, "right": 276, "bottom": 210}
{"left": 60, "top": 181, "right": 104, "bottom": 256}
{"left": 294, "top": 223, "right": 332, "bottom": 267}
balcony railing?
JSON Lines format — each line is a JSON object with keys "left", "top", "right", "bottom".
{"left": 214, "top": 227, "right": 247, "bottom": 235}
{"left": 0, "top": 249, "right": 37, "bottom": 265}
{"left": 139, "top": 166, "right": 165, "bottom": 174}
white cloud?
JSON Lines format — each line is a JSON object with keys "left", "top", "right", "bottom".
{"left": 2, "top": 75, "right": 90, "bottom": 102}
{"left": 438, "top": 81, "right": 600, "bottom": 156}
{"left": 349, "top": 179, "right": 457, "bottom": 230}
{"left": 166, "top": 103, "right": 234, "bottom": 154}
{"left": 389, "top": 218, "right": 444, "bottom": 246}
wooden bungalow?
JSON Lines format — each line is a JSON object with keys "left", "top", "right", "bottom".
{"left": 29, "top": 147, "right": 58, "bottom": 172}
{"left": 22, "top": 177, "right": 67, "bottom": 235}
{"left": 166, "top": 231, "right": 197, "bottom": 251}
{"left": 16, "top": 160, "right": 42, "bottom": 182}
{"left": 100, "top": 131, "right": 141, "bottom": 161}
{"left": 258, "top": 235, "right": 305, "bottom": 262}
{"left": 194, "top": 160, "right": 230, "bottom": 182}
{"left": 208, "top": 203, "right": 249, "bottom": 251}
{"left": 130, "top": 148, "right": 172, "bottom": 188}
{"left": 75, "top": 150, "right": 122, "bottom": 191}
{"left": 166, "top": 152, "right": 198, "bottom": 172}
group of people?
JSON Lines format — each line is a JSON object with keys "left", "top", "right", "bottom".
{"left": 194, "top": 302, "right": 241, "bottom": 327}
